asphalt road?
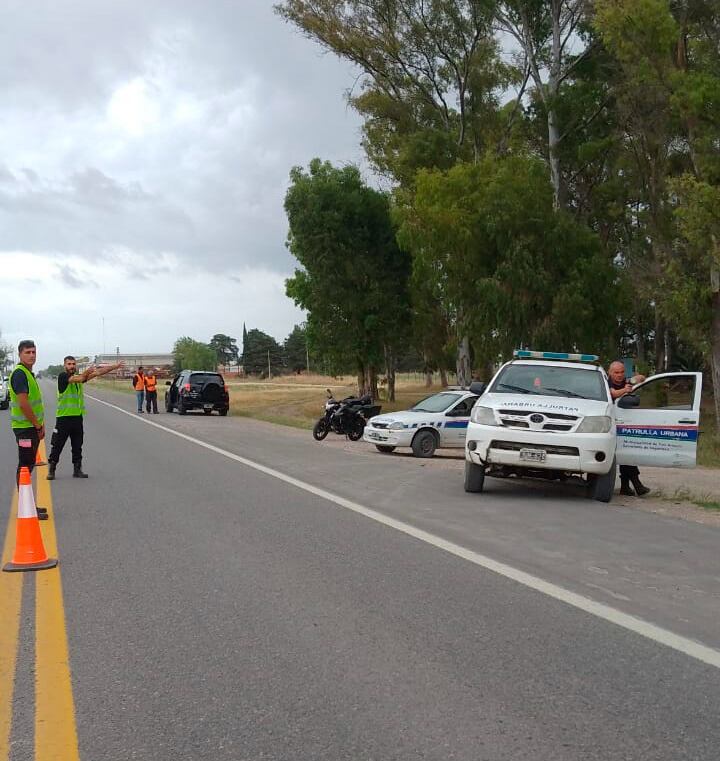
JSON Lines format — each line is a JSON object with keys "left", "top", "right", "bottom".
{"left": 1, "top": 384, "right": 719, "bottom": 760}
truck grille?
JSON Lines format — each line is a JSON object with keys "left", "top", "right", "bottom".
{"left": 489, "top": 440, "right": 580, "bottom": 457}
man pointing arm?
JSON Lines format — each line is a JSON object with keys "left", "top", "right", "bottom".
{"left": 47, "top": 356, "right": 123, "bottom": 480}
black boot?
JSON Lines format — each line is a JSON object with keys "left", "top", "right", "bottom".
{"left": 73, "top": 463, "right": 88, "bottom": 479}
{"left": 631, "top": 475, "right": 650, "bottom": 496}
{"left": 619, "top": 477, "right": 635, "bottom": 496}
{"left": 47, "top": 463, "right": 56, "bottom": 481}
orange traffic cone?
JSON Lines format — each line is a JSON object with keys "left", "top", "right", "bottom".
{"left": 35, "top": 444, "right": 46, "bottom": 466}
{"left": 3, "top": 467, "right": 57, "bottom": 572}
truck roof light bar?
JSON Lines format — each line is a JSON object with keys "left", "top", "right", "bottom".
{"left": 513, "top": 350, "right": 599, "bottom": 362}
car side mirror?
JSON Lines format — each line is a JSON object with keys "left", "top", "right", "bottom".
{"left": 617, "top": 394, "right": 639, "bottom": 409}
{"left": 469, "top": 381, "right": 487, "bottom": 396}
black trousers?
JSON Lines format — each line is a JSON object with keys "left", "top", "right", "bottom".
{"left": 620, "top": 465, "right": 640, "bottom": 481}
{"left": 14, "top": 428, "right": 39, "bottom": 483}
{"left": 145, "top": 390, "right": 158, "bottom": 413}
{"left": 49, "top": 416, "right": 84, "bottom": 466}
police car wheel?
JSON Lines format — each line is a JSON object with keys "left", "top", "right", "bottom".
{"left": 464, "top": 461, "right": 485, "bottom": 493}
{"left": 375, "top": 445, "right": 395, "bottom": 453}
{"left": 412, "top": 430, "right": 437, "bottom": 458}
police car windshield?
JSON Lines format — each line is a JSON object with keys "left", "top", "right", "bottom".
{"left": 411, "top": 392, "right": 463, "bottom": 413}
{"left": 490, "top": 364, "right": 607, "bottom": 401}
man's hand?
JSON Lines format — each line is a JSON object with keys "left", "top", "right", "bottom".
{"left": 36, "top": 424, "right": 45, "bottom": 441}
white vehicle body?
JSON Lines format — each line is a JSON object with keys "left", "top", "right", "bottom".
{"left": 364, "top": 390, "right": 479, "bottom": 457}
{"left": 464, "top": 354, "right": 702, "bottom": 501}
{"left": 0, "top": 375, "right": 9, "bottom": 410}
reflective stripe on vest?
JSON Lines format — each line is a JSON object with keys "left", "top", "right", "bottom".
{"left": 57, "top": 380, "right": 85, "bottom": 418}
{"left": 9, "top": 364, "right": 44, "bottom": 429}
{"left": 145, "top": 376, "right": 157, "bottom": 393}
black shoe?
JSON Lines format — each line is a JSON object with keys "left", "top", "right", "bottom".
{"left": 632, "top": 479, "right": 650, "bottom": 496}
{"left": 619, "top": 480, "right": 635, "bottom": 496}
{"left": 47, "top": 464, "right": 56, "bottom": 481}
{"left": 73, "top": 468, "right": 89, "bottom": 479}
{"left": 38, "top": 511, "right": 49, "bottom": 520}
{"left": 37, "top": 506, "right": 48, "bottom": 514}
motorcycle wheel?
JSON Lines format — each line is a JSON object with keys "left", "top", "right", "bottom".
{"left": 347, "top": 417, "right": 365, "bottom": 442}
{"left": 313, "top": 418, "right": 330, "bottom": 441}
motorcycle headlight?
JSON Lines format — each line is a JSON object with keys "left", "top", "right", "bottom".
{"left": 388, "top": 421, "right": 405, "bottom": 430}
{"left": 470, "top": 405, "right": 498, "bottom": 426}
{"left": 576, "top": 415, "right": 612, "bottom": 433}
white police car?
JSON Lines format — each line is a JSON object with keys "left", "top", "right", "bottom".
{"left": 363, "top": 389, "right": 480, "bottom": 457}
{"left": 464, "top": 351, "right": 702, "bottom": 502}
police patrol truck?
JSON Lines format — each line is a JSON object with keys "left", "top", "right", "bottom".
{"left": 464, "top": 351, "right": 702, "bottom": 502}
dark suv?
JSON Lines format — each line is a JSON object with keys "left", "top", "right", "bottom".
{"left": 165, "top": 371, "right": 229, "bottom": 416}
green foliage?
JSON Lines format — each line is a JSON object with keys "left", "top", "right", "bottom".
{"left": 172, "top": 337, "right": 217, "bottom": 372}
{"left": 43, "top": 364, "right": 65, "bottom": 378}
{"left": 209, "top": 334, "right": 239, "bottom": 368}
{"left": 284, "top": 159, "right": 412, "bottom": 382}
{"left": 397, "top": 156, "right": 618, "bottom": 362}
{"left": 283, "top": 324, "right": 310, "bottom": 373}
{"left": 242, "top": 328, "right": 284, "bottom": 376}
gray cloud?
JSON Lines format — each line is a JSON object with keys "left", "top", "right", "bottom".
{"left": 57, "top": 264, "right": 98, "bottom": 289}
{"left": 0, "top": 1, "right": 367, "bottom": 276}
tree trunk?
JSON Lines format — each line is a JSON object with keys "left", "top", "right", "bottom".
{"left": 367, "top": 366, "right": 379, "bottom": 399}
{"left": 424, "top": 370, "right": 433, "bottom": 387}
{"left": 384, "top": 345, "right": 396, "bottom": 402}
{"left": 654, "top": 312, "right": 666, "bottom": 374}
{"left": 357, "top": 363, "right": 366, "bottom": 396}
{"left": 547, "top": 0, "right": 563, "bottom": 210}
{"left": 440, "top": 368, "right": 448, "bottom": 388}
{"left": 456, "top": 335, "right": 471, "bottom": 387}
{"left": 711, "top": 280, "right": 720, "bottom": 434}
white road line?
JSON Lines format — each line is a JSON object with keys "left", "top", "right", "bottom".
{"left": 87, "top": 393, "right": 720, "bottom": 671}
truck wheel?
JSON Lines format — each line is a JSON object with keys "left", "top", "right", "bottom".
{"left": 590, "top": 459, "right": 616, "bottom": 503}
{"left": 464, "top": 460, "right": 485, "bottom": 493}
{"left": 411, "top": 430, "right": 438, "bottom": 458}
{"left": 375, "top": 445, "right": 395, "bottom": 454}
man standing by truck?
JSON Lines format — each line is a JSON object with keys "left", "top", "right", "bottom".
{"left": 47, "top": 356, "right": 123, "bottom": 480}
{"left": 608, "top": 360, "right": 649, "bottom": 496}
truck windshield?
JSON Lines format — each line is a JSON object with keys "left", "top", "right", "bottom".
{"left": 490, "top": 365, "right": 607, "bottom": 401}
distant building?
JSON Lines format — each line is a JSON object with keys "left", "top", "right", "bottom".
{"left": 90, "top": 353, "right": 175, "bottom": 377}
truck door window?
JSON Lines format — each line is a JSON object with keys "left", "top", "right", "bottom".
{"left": 635, "top": 376, "right": 695, "bottom": 410}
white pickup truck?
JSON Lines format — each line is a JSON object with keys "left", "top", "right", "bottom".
{"left": 464, "top": 351, "right": 702, "bottom": 502}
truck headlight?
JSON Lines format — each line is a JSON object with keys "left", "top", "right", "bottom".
{"left": 388, "top": 421, "right": 405, "bottom": 430}
{"left": 576, "top": 416, "right": 612, "bottom": 433}
{"left": 470, "top": 405, "right": 498, "bottom": 425}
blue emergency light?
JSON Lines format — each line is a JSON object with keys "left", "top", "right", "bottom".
{"left": 513, "top": 350, "right": 599, "bottom": 362}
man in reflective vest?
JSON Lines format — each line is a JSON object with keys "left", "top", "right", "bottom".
{"left": 144, "top": 369, "right": 159, "bottom": 414}
{"left": 8, "top": 340, "right": 48, "bottom": 519}
{"left": 132, "top": 367, "right": 145, "bottom": 413}
{"left": 47, "top": 355, "right": 123, "bottom": 480}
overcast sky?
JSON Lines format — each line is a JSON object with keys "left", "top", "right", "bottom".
{"left": 0, "top": 0, "right": 367, "bottom": 366}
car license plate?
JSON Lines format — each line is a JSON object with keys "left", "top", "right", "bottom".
{"left": 204, "top": 404, "right": 213, "bottom": 410}
{"left": 519, "top": 448, "right": 547, "bottom": 462}
{"left": 367, "top": 431, "right": 385, "bottom": 440}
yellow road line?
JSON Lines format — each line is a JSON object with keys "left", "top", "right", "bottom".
{"left": 35, "top": 464, "right": 80, "bottom": 761}
{"left": 0, "top": 489, "right": 22, "bottom": 761}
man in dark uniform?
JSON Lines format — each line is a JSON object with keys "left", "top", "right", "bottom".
{"left": 608, "top": 360, "right": 649, "bottom": 496}
{"left": 8, "top": 339, "right": 48, "bottom": 519}
{"left": 47, "top": 355, "right": 123, "bottom": 480}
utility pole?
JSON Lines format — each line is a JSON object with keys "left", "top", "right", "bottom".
{"left": 306, "top": 342, "right": 310, "bottom": 374}
{"left": 267, "top": 349, "right": 271, "bottom": 380}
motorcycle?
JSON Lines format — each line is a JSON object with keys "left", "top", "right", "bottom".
{"left": 312, "top": 389, "right": 381, "bottom": 442}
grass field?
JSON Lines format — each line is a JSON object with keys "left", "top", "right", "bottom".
{"left": 92, "top": 373, "right": 719, "bottom": 467}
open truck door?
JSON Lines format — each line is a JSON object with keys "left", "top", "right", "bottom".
{"left": 616, "top": 372, "right": 702, "bottom": 469}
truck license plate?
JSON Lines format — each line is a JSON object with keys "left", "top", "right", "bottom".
{"left": 204, "top": 404, "right": 213, "bottom": 410}
{"left": 519, "top": 448, "right": 547, "bottom": 462}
